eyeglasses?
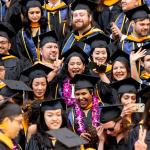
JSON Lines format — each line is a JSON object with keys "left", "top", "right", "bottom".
{"left": 103, "top": 122, "right": 117, "bottom": 132}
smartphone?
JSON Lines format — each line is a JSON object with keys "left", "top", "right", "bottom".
{"left": 134, "top": 103, "right": 145, "bottom": 113}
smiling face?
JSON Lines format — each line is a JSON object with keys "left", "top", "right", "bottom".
{"left": 0, "top": 36, "right": 11, "bottom": 54}
{"left": 44, "top": 109, "right": 62, "bottom": 130}
{"left": 28, "top": 7, "right": 41, "bottom": 23}
{"left": 92, "top": 48, "right": 108, "bottom": 65}
{"left": 75, "top": 88, "right": 93, "bottom": 109}
{"left": 121, "top": 0, "right": 139, "bottom": 11}
{"left": 32, "top": 77, "right": 47, "bottom": 100}
{"left": 68, "top": 56, "right": 85, "bottom": 78}
{"left": 112, "top": 61, "right": 128, "bottom": 81}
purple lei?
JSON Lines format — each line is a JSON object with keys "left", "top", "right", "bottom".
{"left": 74, "top": 95, "right": 100, "bottom": 134}
{"left": 62, "top": 78, "right": 76, "bottom": 106}
{"left": 12, "top": 145, "right": 17, "bottom": 150}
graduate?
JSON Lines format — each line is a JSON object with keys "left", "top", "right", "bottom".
{"left": 120, "top": 4, "right": 150, "bottom": 54}
{"left": 62, "top": 0, "right": 105, "bottom": 56}
{"left": 13, "top": 0, "right": 51, "bottom": 66}
{"left": 68, "top": 74, "right": 101, "bottom": 149}
{"left": 0, "top": 22, "right": 23, "bottom": 80}
{"left": 0, "top": 101, "right": 23, "bottom": 150}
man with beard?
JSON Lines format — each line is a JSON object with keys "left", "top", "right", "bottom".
{"left": 0, "top": 22, "right": 23, "bottom": 80}
{"left": 61, "top": 0, "right": 105, "bottom": 56}
{"left": 119, "top": 4, "right": 150, "bottom": 54}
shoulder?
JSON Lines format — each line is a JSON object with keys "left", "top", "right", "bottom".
{"left": 0, "top": 141, "right": 10, "bottom": 150}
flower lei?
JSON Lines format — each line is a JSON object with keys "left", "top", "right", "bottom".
{"left": 62, "top": 78, "right": 76, "bottom": 106}
{"left": 74, "top": 95, "right": 100, "bottom": 134}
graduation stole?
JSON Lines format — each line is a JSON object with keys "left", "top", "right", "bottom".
{"left": 2, "top": 55, "right": 16, "bottom": 60}
{"left": 42, "top": 1, "right": 66, "bottom": 11}
{"left": 127, "top": 35, "right": 150, "bottom": 43}
{"left": 30, "top": 22, "right": 40, "bottom": 28}
{"left": 106, "top": 64, "right": 112, "bottom": 73}
{"left": 74, "top": 28, "right": 104, "bottom": 41}
{"left": 0, "top": 131, "right": 16, "bottom": 150}
{"left": 102, "top": 0, "right": 120, "bottom": 6}
{"left": 0, "top": 82, "right": 6, "bottom": 89}
{"left": 140, "top": 71, "right": 150, "bottom": 79}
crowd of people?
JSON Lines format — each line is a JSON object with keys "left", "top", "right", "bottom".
{"left": 0, "top": 0, "right": 150, "bottom": 149}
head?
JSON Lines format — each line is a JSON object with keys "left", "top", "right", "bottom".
{"left": 0, "top": 102, "right": 23, "bottom": 139}
{"left": 121, "top": 0, "right": 139, "bottom": 11}
{"left": 72, "top": 9, "right": 92, "bottom": 31}
{"left": 0, "top": 64, "right": 6, "bottom": 80}
{"left": 75, "top": 88, "right": 93, "bottom": 109}
{"left": 119, "top": 92, "right": 136, "bottom": 106}
{"left": 112, "top": 60, "right": 129, "bottom": 81}
{"left": 102, "top": 118, "right": 122, "bottom": 137}
{"left": 132, "top": 18, "right": 150, "bottom": 37}
{"left": 0, "top": 36, "right": 11, "bottom": 54}
{"left": 141, "top": 54, "right": 150, "bottom": 73}
{"left": 38, "top": 108, "right": 67, "bottom": 131}
{"left": 41, "top": 41, "right": 59, "bottom": 62}
{"left": 31, "top": 76, "right": 47, "bottom": 100}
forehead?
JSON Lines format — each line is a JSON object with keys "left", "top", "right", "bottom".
{"left": 43, "top": 42, "right": 58, "bottom": 47}
{"left": 0, "top": 36, "right": 9, "bottom": 41}
{"left": 135, "top": 19, "right": 150, "bottom": 24}
{"left": 144, "top": 54, "right": 150, "bottom": 60}
{"left": 73, "top": 9, "right": 88, "bottom": 15}
{"left": 93, "top": 48, "right": 107, "bottom": 52}
{"left": 45, "top": 109, "right": 62, "bottom": 114}
{"left": 28, "top": 7, "right": 41, "bottom": 12}
{"left": 75, "top": 88, "right": 89, "bottom": 93}
{"left": 122, "top": 93, "right": 136, "bottom": 97}
{"left": 102, "top": 121, "right": 115, "bottom": 128}
{"left": 68, "top": 56, "right": 82, "bottom": 62}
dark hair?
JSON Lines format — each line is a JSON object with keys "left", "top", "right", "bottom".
{"left": 22, "top": 6, "right": 47, "bottom": 34}
{"left": 111, "top": 59, "right": 130, "bottom": 82}
{"left": 143, "top": 99, "right": 150, "bottom": 130}
{"left": 37, "top": 108, "right": 67, "bottom": 132}
{"left": 134, "top": 17, "right": 150, "bottom": 23}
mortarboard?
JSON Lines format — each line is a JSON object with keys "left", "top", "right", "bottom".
{"left": 125, "top": 4, "right": 150, "bottom": 21}
{"left": 40, "top": 98, "right": 66, "bottom": 111}
{"left": 70, "top": 74, "right": 99, "bottom": 90}
{"left": 0, "top": 22, "right": 16, "bottom": 39}
{"left": 33, "top": 30, "right": 58, "bottom": 48}
{"left": 111, "top": 78, "right": 140, "bottom": 94}
{"left": 46, "top": 127, "right": 88, "bottom": 149}
{"left": 100, "top": 104, "right": 123, "bottom": 123}
{"left": 109, "top": 50, "right": 129, "bottom": 64}
{"left": 61, "top": 45, "right": 89, "bottom": 64}
{"left": 132, "top": 43, "right": 150, "bottom": 56}
{"left": 71, "top": 0, "right": 99, "bottom": 11}
{"left": 21, "top": 0, "right": 45, "bottom": 9}
{"left": 21, "top": 62, "right": 53, "bottom": 80}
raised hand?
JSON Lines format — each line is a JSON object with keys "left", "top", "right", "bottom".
{"left": 111, "top": 22, "right": 122, "bottom": 39}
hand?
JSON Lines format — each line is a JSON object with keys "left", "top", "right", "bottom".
{"left": 130, "top": 48, "right": 146, "bottom": 63}
{"left": 134, "top": 128, "right": 147, "bottom": 150}
{"left": 121, "top": 103, "right": 137, "bottom": 117}
{"left": 96, "top": 125, "right": 106, "bottom": 143}
{"left": 80, "top": 132, "right": 91, "bottom": 142}
{"left": 111, "top": 22, "right": 122, "bottom": 39}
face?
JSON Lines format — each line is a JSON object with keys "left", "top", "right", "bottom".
{"left": 143, "top": 55, "right": 150, "bottom": 73}
{"left": 42, "top": 42, "right": 59, "bottom": 62}
{"left": 32, "top": 77, "right": 47, "bottom": 99}
{"left": 0, "top": 36, "right": 11, "bottom": 54}
{"left": 121, "top": 0, "right": 138, "bottom": 11}
{"left": 92, "top": 48, "right": 108, "bottom": 65}
{"left": 72, "top": 10, "right": 92, "bottom": 31}
{"left": 75, "top": 88, "right": 92, "bottom": 109}
{"left": 5, "top": 114, "right": 23, "bottom": 139}
{"left": 121, "top": 93, "right": 136, "bottom": 106}
{"left": 0, "top": 66, "right": 5, "bottom": 80}
{"left": 102, "top": 120, "right": 121, "bottom": 137}
{"left": 44, "top": 109, "right": 62, "bottom": 130}
{"left": 28, "top": 7, "right": 41, "bottom": 23}
{"left": 68, "top": 56, "right": 85, "bottom": 78}
{"left": 132, "top": 19, "right": 150, "bottom": 37}
{"left": 113, "top": 61, "right": 128, "bottom": 81}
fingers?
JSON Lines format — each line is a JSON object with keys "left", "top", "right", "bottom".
{"left": 80, "top": 133, "right": 91, "bottom": 141}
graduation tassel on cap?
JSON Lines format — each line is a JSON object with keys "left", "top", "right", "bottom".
{"left": 36, "top": 35, "right": 41, "bottom": 61}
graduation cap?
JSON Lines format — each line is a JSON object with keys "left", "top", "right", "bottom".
{"left": 109, "top": 50, "right": 129, "bottom": 64}
{"left": 100, "top": 104, "right": 123, "bottom": 123}
{"left": 46, "top": 128, "right": 88, "bottom": 149}
{"left": 21, "top": 62, "right": 53, "bottom": 80}
{"left": 40, "top": 98, "right": 66, "bottom": 111}
{"left": 33, "top": 30, "right": 58, "bottom": 48}
{"left": 0, "top": 22, "right": 16, "bottom": 39}
{"left": 21, "top": 0, "right": 45, "bottom": 9}
{"left": 111, "top": 78, "right": 140, "bottom": 94}
{"left": 132, "top": 43, "right": 150, "bottom": 56}
{"left": 70, "top": 74, "right": 99, "bottom": 90}
{"left": 71, "top": 0, "right": 99, "bottom": 11}
{"left": 61, "top": 45, "right": 89, "bottom": 64}
{"left": 125, "top": 4, "right": 150, "bottom": 21}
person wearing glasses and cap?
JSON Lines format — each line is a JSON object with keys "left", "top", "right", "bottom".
{"left": 119, "top": 4, "right": 150, "bottom": 54}
{"left": 12, "top": 0, "right": 51, "bottom": 67}
{"left": 68, "top": 74, "right": 101, "bottom": 149}
{"left": 0, "top": 101, "right": 23, "bottom": 150}
{"left": 61, "top": 0, "right": 106, "bottom": 56}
